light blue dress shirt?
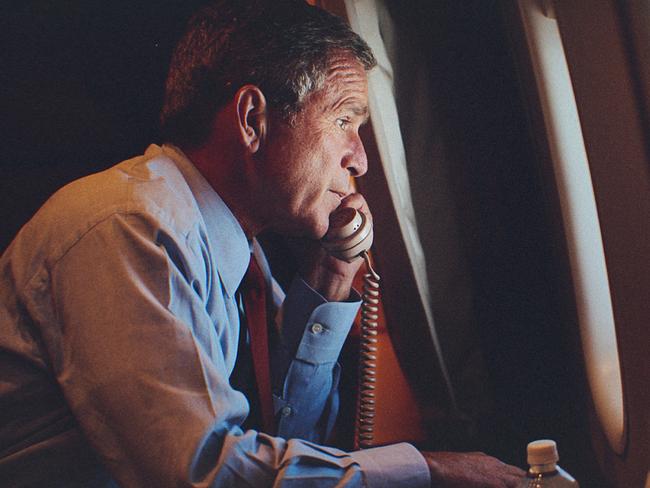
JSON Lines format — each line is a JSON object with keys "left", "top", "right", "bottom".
{"left": 0, "top": 144, "right": 430, "bottom": 487}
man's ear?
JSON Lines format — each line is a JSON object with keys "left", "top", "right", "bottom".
{"left": 235, "top": 85, "right": 268, "bottom": 154}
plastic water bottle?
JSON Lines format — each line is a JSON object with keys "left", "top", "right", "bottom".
{"left": 518, "top": 439, "right": 579, "bottom": 487}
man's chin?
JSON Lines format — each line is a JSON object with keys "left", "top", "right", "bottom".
{"left": 298, "top": 224, "right": 328, "bottom": 241}
{"left": 270, "top": 217, "right": 327, "bottom": 241}
{"left": 311, "top": 219, "right": 330, "bottom": 241}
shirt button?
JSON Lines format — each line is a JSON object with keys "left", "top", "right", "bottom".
{"left": 311, "top": 323, "right": 324, "bottom": 334}
{"left": 281, "top": 406, "right": 292, "bottom": 417}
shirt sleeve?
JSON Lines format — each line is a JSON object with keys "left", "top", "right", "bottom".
{"left": 46, "top": 212, "right": 429, "bottom": 488}
{"left": 270, "top": 276, "right": 361, "bottom": 442}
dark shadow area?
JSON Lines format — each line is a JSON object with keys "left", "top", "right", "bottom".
{"left": 1, "top": 0, "right": 207, "bottom": 251}
{"left": 385, "top": 1, "right": 609, "bottom": 485}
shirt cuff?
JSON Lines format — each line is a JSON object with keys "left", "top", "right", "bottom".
{"left": 349, "top": 443, "right": 430, "bottom": 488}
{"left": 282, "top": 277, "right": 361, "bottom": 364}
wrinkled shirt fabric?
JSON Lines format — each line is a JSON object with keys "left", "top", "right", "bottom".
{"left": 0, "top": 144, "right": 430, "bottom": 487}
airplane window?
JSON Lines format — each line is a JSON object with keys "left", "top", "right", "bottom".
{"left": 517, "top": 0, "right": 626, "bottom": 455}
{"left": 343, "top": 0, "right": 458, "bottom": 410}
{"left": 344, "top": 0, "right": 629, "bottom": 461}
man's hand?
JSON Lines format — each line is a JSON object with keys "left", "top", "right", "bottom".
{"left": 300, "top": 193, "right": 371, "bottom": 302}
{"left": 422, "top": 451, "right": 526, "bottom": 488}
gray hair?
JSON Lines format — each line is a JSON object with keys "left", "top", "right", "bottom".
{"left": 160, "top": 0, "right": 376, "bottom": 148}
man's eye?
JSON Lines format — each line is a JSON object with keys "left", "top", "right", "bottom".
{"left": 337, "top": 118, "right": 350, "bottom": 130}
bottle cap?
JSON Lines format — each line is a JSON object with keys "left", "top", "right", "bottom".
{"left": 527, "top": 439, "right": 559, "bottom": 465}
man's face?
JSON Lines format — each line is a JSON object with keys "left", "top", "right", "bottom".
{"left": 260, "top": 53, "right": 370, "bottom": 239}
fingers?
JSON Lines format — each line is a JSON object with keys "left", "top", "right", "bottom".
{"left": 501, "top": 462, "right": 526, "bottom": 487}
{"left": 505, "top": 464, "right": 526, "bottom": 477}
{"left": 421, "top": 451, "right": 526, "bottom": 488}
{"left": 339, "top": 192, "right": 367, "bottom": 210}
{"left": 492, "top": 458, "right": 526, "bottom": 488}
{"left": 339, "top": 192, "right": 372, "bottom": 224}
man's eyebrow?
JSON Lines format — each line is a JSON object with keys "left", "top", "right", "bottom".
{"left": 352, "top": 105, "right": 369, "bottom": 116}
{"left": 329, "top": 97, "right": 370, "bottom": 122}
{"left": 350, "top": 104, "right": 370, "bottom": 123}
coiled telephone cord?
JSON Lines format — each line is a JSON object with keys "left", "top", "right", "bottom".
{"left": 355, "top": 251, "right": 380, "bottom": 449}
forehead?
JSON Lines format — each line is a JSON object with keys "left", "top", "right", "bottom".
{"left": 308, "top": 53, "right": 369, "bottom": 116}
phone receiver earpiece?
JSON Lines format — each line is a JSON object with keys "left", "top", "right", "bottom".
{"left": 321, "top": 207, "right": 373, "bottom": 262}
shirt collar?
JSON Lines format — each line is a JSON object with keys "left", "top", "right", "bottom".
{"left": 156, "top": 143, "right": 250, "bottom": 298}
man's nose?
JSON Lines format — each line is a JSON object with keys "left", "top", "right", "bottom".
{"left": 344, "top": 135, "right": 368, "bottom": 177}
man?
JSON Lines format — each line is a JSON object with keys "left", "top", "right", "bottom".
{"left": 0, "top": 1, "right": 524, "bottom": 486}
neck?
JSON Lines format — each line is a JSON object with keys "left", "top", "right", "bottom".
{"left": 529, "top": 462, "right": 557, "bottom": 474}
{"left": 183, "top": 143, "right": 264, "bottom": 240}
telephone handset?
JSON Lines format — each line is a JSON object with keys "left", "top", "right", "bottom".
{"left": 321, "top": 206, "right": 380, "bottom": 450}
{"left": 321, "top": 207, "right": 374, "bottom": 262}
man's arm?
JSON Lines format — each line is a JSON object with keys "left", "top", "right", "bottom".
{"left": 264, "top": 191, "right": 525, "bottom": 488}
{"left": 47, "top": 211, "right": 429, "bottom": 487}
{"left": 268, "top": 273, "right": 360, "bottom": 442}
{"left": 265, "top": 193, "right": 368, "bottom": 442}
